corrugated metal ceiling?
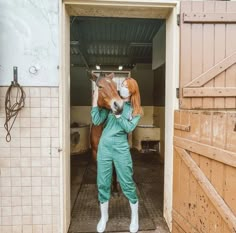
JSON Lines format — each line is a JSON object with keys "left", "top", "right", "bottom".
{"left": 70, "top": 17, "right": 165, "bottom": 69}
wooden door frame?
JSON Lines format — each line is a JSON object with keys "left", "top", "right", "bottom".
{"left": 59, "top": 1, "right": 180, "bottom": 232}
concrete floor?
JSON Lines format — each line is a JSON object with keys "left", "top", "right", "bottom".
{"left": 69, "top": 149, "right": 170, "bottom": 233}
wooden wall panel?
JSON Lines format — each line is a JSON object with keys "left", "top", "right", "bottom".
{"left": 208, "top": 204, "right": 223, "bottom": 233}
{"left": 202, "top": 1, "right": 214, "bottom": 109}
{"left": 226, "top": 2, "right": 236, "bottom": 109}
{"left": 173, "top": 148, "right": 181, "bottom": 212}
{"left": 173, "top": 146, "right": 236, "bottom": 233}
{"left": 226, "top": 112, "right": 236, "bottom": 152}
{"left": 224, "top": 165, "right": 236, "bottom": 215}
{"left": 211, "top": 160, "right": 224, "bottom": 198}
{"left": 212, "top": 112, "right": 227, "bottom": 150}
{"left": 191, "top": 1, "right": 203, "bottom": 109}
{"left": 173, "top": 110, "right": 236, "bottom": 233}
{"left": 179, "top": 157, "right": 190, "bottom": 222}
{"left": 180, "top": 1, "right": 192, "bottom": 109}
{"left": 180, "top": 1, "right": 236, "bottom": 109}
{"left": 214, "top": 1, "right": 226, "bottom": 109}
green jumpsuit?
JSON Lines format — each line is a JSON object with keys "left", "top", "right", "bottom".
{"left": 91, "top": 102, "right": 141, "bottom": 204}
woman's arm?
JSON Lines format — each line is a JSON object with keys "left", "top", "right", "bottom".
{"left": 90, "top": 84, "right": 109, "bottom": 125}
{"left": 91, "top": 107, "right": 109, "bottom": 125}
{"left": 116, "top": 115, "right": 141, "bottom": 133}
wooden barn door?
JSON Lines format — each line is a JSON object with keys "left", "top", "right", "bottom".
{"left": 173, "top": 1, "right": 236, "bottom": 233}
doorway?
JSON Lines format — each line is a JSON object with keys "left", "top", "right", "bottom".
{"left": 60, "top": 1, "right": 179, "bottom": 233}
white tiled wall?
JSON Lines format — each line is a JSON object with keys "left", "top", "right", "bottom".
{"left": 0, "top": 87, "right": 60, "bottom": 233}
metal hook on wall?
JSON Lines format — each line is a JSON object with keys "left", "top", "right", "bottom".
{"left": 12, "top": 66, "right": 18, "bottom": 85}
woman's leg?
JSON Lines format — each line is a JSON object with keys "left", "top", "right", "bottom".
{"left": 114, "top": 151, "right": 139, "bottom": 232}
{"left": 97, "top": 155, "right": 113, "bottom": 203}
{"left": 97, "top": 152, "right": 113, "bottom": 232}
{"left": 113, "top": 152, "right": 138, "bottom": 204}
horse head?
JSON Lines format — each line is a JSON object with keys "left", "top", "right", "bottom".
{"left": 89, "top": 72, "right": 124, "bottom": 115}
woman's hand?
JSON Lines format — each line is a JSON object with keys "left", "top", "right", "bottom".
{"left": 92, "top": 85, "right": 99, "bottom": 107}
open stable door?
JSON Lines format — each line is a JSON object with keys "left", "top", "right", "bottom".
{"left": 61, "top": 3, "right": 71, "bottom": 233}
{"left": 173, "top": 1, "right": 236, "bottom": 233}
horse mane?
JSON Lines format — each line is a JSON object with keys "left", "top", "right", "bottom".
{"left": 126, "top": 77, "right": 143, "bottom": 116}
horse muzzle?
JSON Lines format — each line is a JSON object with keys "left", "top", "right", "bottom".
{"left": 112, "top": 100, "right": 124, "bottom": 115}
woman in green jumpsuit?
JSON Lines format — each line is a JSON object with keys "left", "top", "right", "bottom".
{"left": 91, "top": 77, "right": 143, "bottom": 233}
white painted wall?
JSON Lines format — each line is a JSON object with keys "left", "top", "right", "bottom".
{"left": 0, "top": 0, "right": 59, "bottom": 86}
{"left": 152, "top": 23, "right": 166, "bottom": 70}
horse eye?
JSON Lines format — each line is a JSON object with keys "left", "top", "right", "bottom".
{"left": 98, "top": 85, "right": 103, "bottom": 89}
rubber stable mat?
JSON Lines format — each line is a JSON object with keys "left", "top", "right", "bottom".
{"left": 82, "top": 163, "right": 97, "bottom": 184}
{"left": 137, "top": 184, "right": 169, "bottom": 232}
{"left": 68, "top": 184, "right": 156, "bottom": 233}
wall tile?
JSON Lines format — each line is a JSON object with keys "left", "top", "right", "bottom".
{"left": 31, "top": 108, "right": 40, "bottom": 118}
{"left": 2, "top": 216, "right": 12, "bottom": 225}
{"left": 12, "top": 215, "right": 22, "bottom": 225}
{"left": 51, "top": 98, "right": 58, "bottom": 108}
{"left": 12, "top": 197, "right": 21, "bottom": 206}
{"left": 30, "top": 88, "right": 41, "bottom": 98}
{"left": 40, "top": 108, "right": 51, "bottom": 118}
{"left": 1, "top": 226, "right": 13, "bottom": 233}
{"left": 31, "top": 118, "right": 41, "bottom": 128}
{"left": 1, "top": 196, "right": 11, "bottom": 206}
{"left": 12, "top": 225, "right": 22, "bottom": 233}
{"left": 1, "top": 168, "right": 11, "bottom": 176}
{"left": 30, "top": 98, "right": 41, "bottom": 108}
{"left": 41, "top": 98, "right": 51, "bottom": 108}
{"left": 22, "top": 216, "right": 32, "bottom": 225}
{"left": 23, "top": 225, "right": 33, "bottom": 233}
{"left": 20, "top": 128, "right": 31, "bottom": 137}
{"left": 20, "top": 118, "right": 31, "bottom": 128}
{"left": 32, "top": 224, "right": 43, "bottom": 233}
{"left": 21, "top": 168, "right": 31, "bottom": 177}
{"left": 41, "top": 88, "right": 51, "bottom": 98}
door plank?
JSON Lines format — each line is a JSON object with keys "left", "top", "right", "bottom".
{"left": 226, "top": 112, "right": 236, "bottom": 152}
{"left": 212, "top": 112, "right": 227, "bottom": 149}
{"left": 191, "top": 1, "right": 203, "bottom": 109}
{"left": 173, "top": 210, "right": 198, "bottom": 233}
{"left": 174, "top": 136, "right": 236, "bottom": 168}
{"left": 203, "top": 1, "right": 215, "bottom": 109}
{"left": 224, "top": 165, "right": 236, "bottom": 215}
{"left": 214, "top": 1, "right": 227, "bottom": 109}
{"left": 226, "top": 1, "right": 236, "bottom": 108}
{"left": 183, "top": 13, "right": 236, "bottom": 23}
{"left": 180, "top": 1, "right": 192, "bottom": 109}
{"left": 174, "top": 110, "right": 182, "bottom": 137}
{"left": 183, "top": 87, "right": 236, "bottom": 97}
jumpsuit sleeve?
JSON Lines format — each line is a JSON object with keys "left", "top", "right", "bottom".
{"left": 116, "top": 115, "right": 141, "bottom": 133}
{"left": 91, "top": 107, "right": 109, "bottom": 125}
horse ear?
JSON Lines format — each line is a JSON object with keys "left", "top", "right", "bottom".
{"left": 106, "top": 73, "right": 114, "bottom": 79}
{"left": 87, "top": 71, "right": 98, "bottom": 81}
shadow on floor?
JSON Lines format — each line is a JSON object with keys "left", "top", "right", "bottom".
{"left": 69, "top": 149, "right": 169, "bottom": 233}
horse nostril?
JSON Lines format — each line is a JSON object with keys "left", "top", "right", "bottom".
{"left": 113, "top": 101, "right": 124, "bottom": 115}
{"left": 114, "top": 101, "right": 118, "bottom": 108}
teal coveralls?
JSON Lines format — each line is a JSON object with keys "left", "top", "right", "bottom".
{"left": 91, "top": 102, "right": 141, "bottom": 204}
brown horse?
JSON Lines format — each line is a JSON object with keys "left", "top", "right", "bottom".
{"left": 89, "top": 72, "right": 124, "bottom": 194}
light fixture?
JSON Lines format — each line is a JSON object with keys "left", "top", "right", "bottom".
{"left": 118, "top": 65, "right": 123, "bottom": 70}
{"left": 96, "top": 65, "right": 100, "bottom": 70}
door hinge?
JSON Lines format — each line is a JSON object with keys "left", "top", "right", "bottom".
{"left": 177, "top": 14, "right": 180, "bottom": 26}
{"left": 176, "top": 88, "right": 180, "bottom": 99}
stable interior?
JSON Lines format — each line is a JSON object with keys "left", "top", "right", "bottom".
{"left": 69, "top": 16, "right": 168, "bottom": 233}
